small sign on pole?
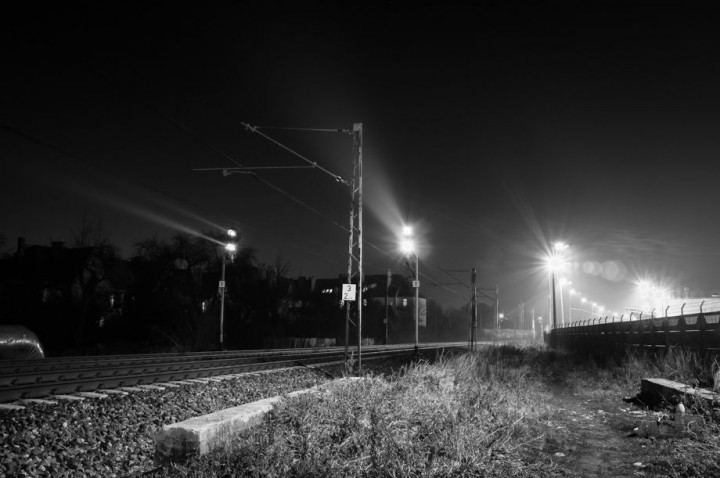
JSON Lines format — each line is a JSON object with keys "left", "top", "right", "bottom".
{"left": 218, "top": 280, "right": 225, "bottom": 289}
{"left": 412, "top": 280, "right": 420, "bottom": 288}
{"left": 342, "top": 284, "right": 357, "bottom": 301}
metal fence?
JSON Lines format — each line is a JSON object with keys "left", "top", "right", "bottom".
{"left": 557, "top": 298, "right": 720, "bottom": 328}
{"left": 549, "top": 310, "right": 720, "bottom": 354}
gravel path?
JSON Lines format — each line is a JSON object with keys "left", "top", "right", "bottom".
{"left": 0, "top": 367, "right": 333, "bottom": 477}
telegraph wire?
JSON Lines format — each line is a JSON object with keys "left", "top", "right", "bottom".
{"left": 68, "top": 75, "right": 476, "bottom": 301}
{"left": 242, "top": 122, "right": 349, "bottom": 186}
{"left": 93, "top": 73, "right": 244, "bottom": 169}
{"left": 251, "top": 126, "right": 352, "bottom": 134}
{"left": 3, "top": 125, "right": 349, "bottom": 269}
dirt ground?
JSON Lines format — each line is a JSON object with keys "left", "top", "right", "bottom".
{"left": 537, "top": 386, "right": 675, "bottom": 477}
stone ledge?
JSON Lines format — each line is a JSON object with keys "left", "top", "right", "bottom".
{"left": 154, "top": 377, "right": 361, "bottom": 464}
{"left": 641, "top": 378, "right": 718, "bottom": 407}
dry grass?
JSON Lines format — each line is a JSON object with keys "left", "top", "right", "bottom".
{"left": 160, "top": 345, "right": 720, "bottom": 477}
{"left": 164, "top": 346, "right": 561, "bottom": 477}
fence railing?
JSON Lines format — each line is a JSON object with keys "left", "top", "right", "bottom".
{"left": 548, "top": 310, "right": 720, "bottom": 353}
{"left": 555, "top": 299, "right": 720, "bottom": 329}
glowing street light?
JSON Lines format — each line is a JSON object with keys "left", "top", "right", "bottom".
{"left": 547, "top": 242, "right": 568, "bottom": 329}
{"left": 219, "top": 228, "right": 239, "bottom": 350}
{"left": 401, "top": 225, "right": 420, "bottom": 359}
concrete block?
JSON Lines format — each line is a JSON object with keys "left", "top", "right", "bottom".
{"left": 75, "top": 392, "right": 108, "bottom": 399}
{"left": 101, "top": 389, "right": 129, "bottom": 395}
{"left": 641, "top": 378, "right": 718, "bottom": 407}
{"left": 155, "top": 378, "right": 362, "bottom": 464}
{"left": 21, "top": 398, "right": 59, "bottom": 405}
{"left": 154, "top": 394, "right": 285, "bottom": 463}
{"left": 52, "top": 394, "right": 85, "bottom": 401}
{"left": 138, "top": 385, "right": 166, "bottom": 391}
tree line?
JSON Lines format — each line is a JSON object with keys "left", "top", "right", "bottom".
{"left": 0, "top": 228, "right": 497, "bottom": 356}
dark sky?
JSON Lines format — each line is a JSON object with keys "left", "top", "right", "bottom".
{"left": 2, "top": 2, "right": 719, "bottom": 319}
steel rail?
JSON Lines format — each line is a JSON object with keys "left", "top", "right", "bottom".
{"left": 0, "top": 343, "right": 467, "bottom": 403}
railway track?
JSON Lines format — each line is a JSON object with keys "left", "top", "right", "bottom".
{"left": 0, "top": 342, "right": 467, "bottom": 403}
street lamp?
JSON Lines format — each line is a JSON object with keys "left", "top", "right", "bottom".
{"left": 401, "top": 226, "right": 420, "bottom": 359}
{"left": 547, "top": 242, "right": 568, "bottom": 329}
{"left": 569, "top": 288, "right": 576, "bottom": 322}
{"left": 219, "top": 228, "right": 239, "bottom": 350}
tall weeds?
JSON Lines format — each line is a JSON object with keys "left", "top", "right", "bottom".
{"left": 172, "top": 347, "right": 558, "bottom": 477}
{"left": 165, "top": 345, "right": 720, "bottom": 477}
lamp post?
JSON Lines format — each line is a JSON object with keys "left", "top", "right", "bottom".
{"left": 385, "top": 268, "right": 391, "bottom": 345}
{"left": 548, "top": 242, "right": 568, "bottom": 329}
{"left": 401, "top": 226, "right": 419, "bottom": 359}
{"left": 569, "top": 289, "right": 576, "bottom": 322}
{"left": 220, "top": 228, "right": 239, "bottom": 350}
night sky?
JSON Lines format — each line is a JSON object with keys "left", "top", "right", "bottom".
{"left": 2, "top": 3, "right": 719, "bottom": 319}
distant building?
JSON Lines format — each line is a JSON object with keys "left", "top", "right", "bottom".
{"left": 275, "top": 273, "right": 427, "bottom": 344}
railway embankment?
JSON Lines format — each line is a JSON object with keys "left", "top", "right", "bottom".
{"left": 158, "top": 346, "right": 720, "bottom": 477}
{"left": 0, "top": 367, "right": 330, "bottom": 477}
{"left": 5, "top": 346, "right": 720, "bottom": 477}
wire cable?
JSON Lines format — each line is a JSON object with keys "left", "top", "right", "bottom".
{"left": 242, "top": 122, "right": 349, "bottom": 186}
{"left": 253, "top": 126, "right": 352, "bottom": 134}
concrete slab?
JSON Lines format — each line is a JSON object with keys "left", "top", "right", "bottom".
{"left": 101, "top": 389, "right": 129, "bottom": 395}
{"left": 75, "top": 392, "right": 108, "bottom": 399}
{"left": 20, "top": 398, "right": 59, "bottom": 405}
{"left": 118, "top": 387, "right": 146, "bottom": 392}
{"left": 155, "top": 394, "right": 285, "bottom": 463}
{"left": 154, "top": 377, "right": 361, "bottom": 464}
{"left": 138, "top": 385, "right": 166, "bottom": 391}
{"left": 641, "top": 378, "right": 719, "bottom": 406}
{"left": 52, "top": 394, "right": 85, "bottom": 401}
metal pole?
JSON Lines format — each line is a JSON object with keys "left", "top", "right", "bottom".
{"left": 355, "top": 123, "right": 363, "bottom": 373}
{"left": 414, "top": 253, "right": 419, "bottom": 359}
{"left": 471, "top": 268, "right": 477, "bottom": 350}
{"left": 495, "top": 285, "right": 499, "bottom": 345}
{"left": 385, "top": 269, "right": 390, "bottom": 345}
{"left": 551, "top": 271, "right": 557, "bottom": 329}
{"left": 344, "top": 122, "right": 363, "bottom": 373}
{"left": 219, "top": 257, "right": 226, "bottom": 350}
{"left": 559, "top": 281, "right": 565, "bottom": 325}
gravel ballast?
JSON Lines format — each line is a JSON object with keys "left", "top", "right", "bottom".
{"left": 0, "top": 368, "right": 332, "bottom": 477}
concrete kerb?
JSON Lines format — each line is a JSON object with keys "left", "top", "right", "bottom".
{"left": 640, "top": 378, "right": 719, "bottom": 408}
{"left": 154, "top": 377, "right": 364, "bottom": 464}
